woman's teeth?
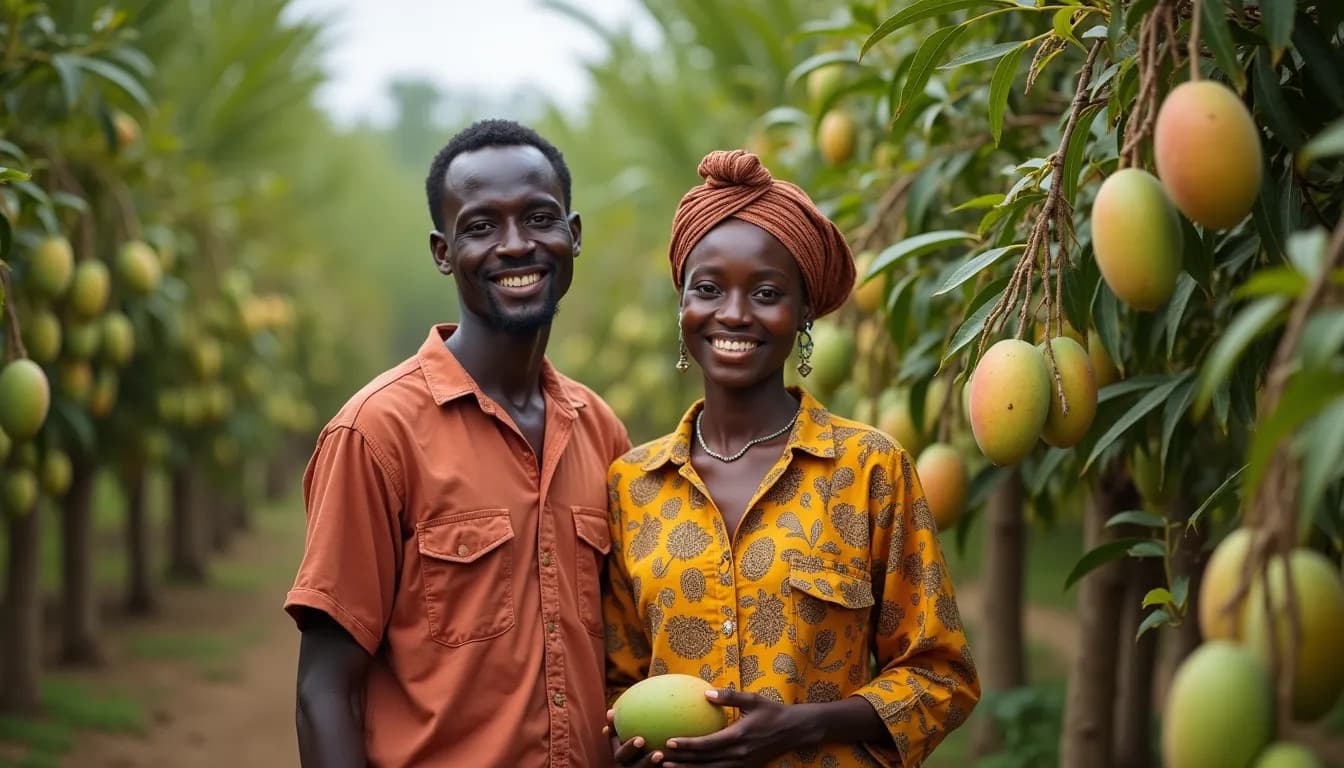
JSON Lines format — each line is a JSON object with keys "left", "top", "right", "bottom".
{"left": 712, "top": 338, "right": 758, "bottom": 352}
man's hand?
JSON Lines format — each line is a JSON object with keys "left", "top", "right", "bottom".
{"left": 295, "top": 610, "right": 371, "bottom": 768}
{"left": 604, "top": 708, "right": 662, "bottom": 767}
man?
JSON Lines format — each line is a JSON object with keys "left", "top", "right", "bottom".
{"left": 286, "top": 119, "right": 630, "bottom": 767}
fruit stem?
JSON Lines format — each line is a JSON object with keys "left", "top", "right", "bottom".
{"left": 0, "top": 263, "right": 27, "bottom": 362}
{"left": 1187, "top": 0, "right": 1203, "bottom": 82}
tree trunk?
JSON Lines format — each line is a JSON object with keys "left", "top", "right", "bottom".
{"left": 1059, "top": 466, "right": 1137, "bottom": 768}
{"left": 59, "top": 455, "right": 102, "bottom": 665}
{"left": 264, "top": 455, "right": 288, "bottom": 501}
{"left": 1112, "top": 557, "right": 1162, "bottom": 768}
{"left": 1, "top": 499, "right": 43, "bottom": 714}
{"left": 167, "top": 467, "right": 207, "bottom": 582}
{"left": 124, "top": 463, "right": 156, "bottom": 615}
{"left": 209, "top": 481, "right": 232, "bottom": 553}
{"left": 970, "top": 473, "right": 1027, "bottom": 757}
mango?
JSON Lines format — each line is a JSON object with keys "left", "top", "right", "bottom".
{"left": 968, "top": 339, "right": 1050, "bottom": 465}
{"left": 1087, "top": 329, "right": 1120, "bottom": 389}
{"left": 68, "top": 259, "right": 110, "bottom": 319}
{"left": 807, "top": 64, "right": 845, "bottom": 107}
{"left": 0, "top": 427, "right": 10, "bottom": 464}
{"left": 806, "top": 320, "right": 853, "bottom": 394}
{"left": 1155, "top": 80, "right": 1263, "bottom": 230}
{"left": 1038, "top": 336, "right": 1097, "bottom": 448}
{"left": 64, "top": 320, "right": 101, "bottom": 360}
{"left": 1252, "top": 743, "right": 1325, "bottom": 768}
{"left": 916, "top": 443, "right": 967, "bottom": 530}
{"left": 612, "top": 674, "right": 726, "bottom": 751}
{"left": 852, "top": 251, "right": 885, "bottom": 314}
{"left": 191, "top": 337, "right": 223, "bottom": 380}
{"left": 58, "top": 361, "right": 93, "bottom": 405}
{"left": 22, "top": 309, "right": 62, "bottom": 364}
{"left": 0, "top": 359, "right": 51, "bottom": 440}
{"left": 1242, "top": 548, "right": 1344, "bottom": 721}
{"left": 818, "top": 109, "right": 856, "bottom": 166}
{"left": 117, "top": 240, "right": 162, "bottom": 296}
{"left": 1092, "top": 168, "right": 1183, "bottom": 311}
{"left": 89, "top": 368, "right": 118, "bottom": 419}
{"left": 1197, "top": 527, "right": 1255, "bottom": 641}
{"left": 878, "top": 390, "right": 923, "bottom": 457}
{"left": 101, "top": 311, "right": 135, "bottom": 366}
{"left": 2, "top": 468, "right": 39, "bottom": 515}
{"left": 39, "top": 448, "right": 72, "bottom": 498}
{"left": 1161, "top": 640, "right": 1273, "bottom": 768}
{"left": 29, "top": 235, "right": 74, "bottom": 298}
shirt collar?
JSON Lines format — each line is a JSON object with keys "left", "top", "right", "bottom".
{"left": 416, "top": 323, "right": 582, "bottom": 418}
{"left": 640, "top": 386, "right": 836, "bottom": 471}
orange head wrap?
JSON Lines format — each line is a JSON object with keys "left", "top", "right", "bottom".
{"left": 668, "top": 149, "right": 855, "bottom": 318}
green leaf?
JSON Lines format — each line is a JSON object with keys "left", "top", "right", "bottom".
{"left": 862, "top": 0, "right": 1003, "bottom": 58}
{"left": 1082, "top": 373, "right": 1193, "bottom": 474}
{"left": 1171, "top": 575, "right": 1190, "bottom": 609}
{"left": 1193, "top": 297, "right": 1289, "bottom": 416}
{"left": 939, "top": 40, "right": 1028, "bottom": 70}
{"left": 1291, "top": 19, "right": 1344, "bottom": 113}
{"left": 50, "top": 191, "right": 87, "bottom": 213}
{"left": 71, "top": 55, "right": 153, "bottom": 112}
{"left": 868, "top": 231, "right": 978, "bottom": 278}
{"left": 1189, "top": 466, "right": 1246, "bottom": 531}
{"left": 1159, "top": 377, "right": 1197, "bottom": 485}
{"left": 1164, "top": 273, "right": 1198, "bottom": 359}
{"left": 896, "top": 25, "right": 968, "bottom": 117}
{"left": 1062, "top": 104, "right": 1103, "bottom": 206}
{"left": 1300, "top": 400, "right": 1344, "bottom": 526}
{"left": 1286, "top": 227, "right": 1329, "bottom": 278}
{"left": 1136, "top": 608, "right": 1171, "bottom": 640}
{"left": 1105, "top": 510, "right": 1167, "bottom": 529}
{"left": 942, "top": 278, "right": 1010, "bottom": 366}
{"left": 1142, "top": 587, "right": 1174, "bottom": 608}
{"left": 1199, "top": 0, "right": 1245, "bottom": 91}
{"left": 1093, "top": 284, "right": 1123, "bottom": 379}
{"left": 784, "top": 50, "right": 859, "bottom": 90}
{"left": 1052, "top": 7, "right": 1083, "bottom": 51}
{"left": 1233, "top": 266, "right": 1308, "bottom": 300}
{"left": 0, "top": 167, "right": 30, "bottom": 183}
{"left": 885, "top": 271, "right": 922, "bottom": 344}
{"left": 1246, "top": 373, "right": 1344, "bottom": 499}
{"left": 1129, "top": 541, "right": 1166, "bottom": 558}
{"left": 1296, "top": 118, "right": 1344, "bottom": 172}
{"left": 1065, "top": 537, "right": 1149, "bottom": 589}
{"left": 1099, "top": 375, "right": 1169, "bottom": 405}
{"left": 989, "top": 42, "right": 1027, "bottom": 146}
{"left": 1252, "top": 47, "right": 1305, "bottom": 151}
{"left": 932, "top": 245, "right": 1023, "bottom": 296}
{"left": 1299, "top": 309, "right": 1344, "bottom": 367}
{"left": 1107, "top": 0, "right": 1124, "bottom": 53}
{"left": 952, "top": 193, "right": 1006, "bottom": 212}
{"left": 49, "top": 53, "right": 84, "bottom": 110}
{"left": 1260, "top": 2, "right": 1294, "bottom": 63}
{"left": 1180, "top": 217, "right": 1214, "bottom": 292}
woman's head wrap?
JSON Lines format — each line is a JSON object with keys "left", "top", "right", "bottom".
{"left": 668, "top": 149, "right": 855, "bottom": 318}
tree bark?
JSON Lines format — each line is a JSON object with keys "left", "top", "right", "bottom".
{"left": 123, "top": 463, "right": 156, "bottom": 615}
{"left": 970, "top": 473, "right": 1027, "bottom": 757}
{"left": 1112, "top": 557, "right": 1162, "bottom": 768}
{"left": 59, "top": 455, "right": 102, "bottom": 665}
{"left": 1, "top": 499, "right": 43, "bottom": 714}
{"left": 209, "top": 481, "right": 232, "bottom": 553}
{"left": 167, "top": 466, "right": 207, "bottom": 583}
{"left": 1059, "top": 466, "right": 1137, "bottom": 768}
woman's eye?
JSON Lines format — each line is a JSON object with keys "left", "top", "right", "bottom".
{"left": 757, "top": 287, "right": 780, "bottom": 299}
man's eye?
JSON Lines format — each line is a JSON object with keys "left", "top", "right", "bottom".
{"left": 530, "top": 214, "right": 556, "bottom": 225}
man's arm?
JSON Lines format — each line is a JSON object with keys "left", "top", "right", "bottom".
{"left": 295, "top": 610, "right": 372, "bottom": 768}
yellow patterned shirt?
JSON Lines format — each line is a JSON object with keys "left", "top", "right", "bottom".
{"left": 603, "top": 388, "right": 979, "bottom": 767}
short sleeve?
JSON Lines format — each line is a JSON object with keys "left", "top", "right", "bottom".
{"left": 284, "top": 425, "right": 403, "bottom": 656}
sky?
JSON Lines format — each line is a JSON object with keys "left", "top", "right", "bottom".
{"left": 283, "top": 0, "right": 658, "bottom": 126}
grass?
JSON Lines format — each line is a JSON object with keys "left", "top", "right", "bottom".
{"left": 127, "top": 625, "right": 268, "bottom": 683}
{"left": 0, "top": 680, "right": 144, "bottom": 768}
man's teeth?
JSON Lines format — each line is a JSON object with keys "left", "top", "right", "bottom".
{"left": 712, "top": 338, "right": 758, "bottom": 352}
{"left": 497, "top": 272, "right": 542, "bottom": 288}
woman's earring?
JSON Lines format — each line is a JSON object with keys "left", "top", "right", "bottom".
{"left": 796, "top": 322, "right": 814, "bottom": 377}
{"left": 676, "top": 317, "right": 690, "bottom": 372}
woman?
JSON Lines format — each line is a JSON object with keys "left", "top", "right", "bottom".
{"left": 602, "top": 150, "right": 980, "bottom": 768}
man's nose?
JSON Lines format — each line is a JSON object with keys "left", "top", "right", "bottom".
{"left": 496, "top": 220, "right": 532, "bottom": 257}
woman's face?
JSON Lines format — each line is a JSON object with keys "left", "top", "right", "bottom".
{"left": 679, "top": 218, "right": 811, "bottom": 391}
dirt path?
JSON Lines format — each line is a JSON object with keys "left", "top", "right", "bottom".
{"left": 955, "top": 581, "right": 1080, "bottom": 666}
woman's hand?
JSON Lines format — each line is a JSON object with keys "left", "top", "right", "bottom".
{"left": 654, "top": 689, "right": 818, "bottom": 768}
{"left": 605, "top": 708, "right": 661, "bottom": 768}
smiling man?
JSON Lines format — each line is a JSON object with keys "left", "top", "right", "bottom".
{"left": 285, "top": 119, "right": 630, "bottom": 768}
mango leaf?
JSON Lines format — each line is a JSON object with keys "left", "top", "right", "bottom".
{"left": 1199, "top": 0, "right": 1245, "bottom": 91}
{"left": 50, "top": 53, "right": 84, "bottom": 110}
{"left": 942, "top": 277, "right": 1010, "bottom": 366}
{"left": 1065, "top": 537, "right": 1149, "bottom": 589}
{"left": 1142, "top": 587, "right": 1173, "bottom": 609}
{"left": 1093, "top": 284, "right": 1123, "bottom": 378}
{"left": 989, "top": 42, "right": 1027, "bottom": 146}
{"left": 1299, "top": 309, "right": 1344, "bottom": 367}
{"left": 1082, "top": 373, "right": 1193, "bottom": 474}
{"left": 896, "top": 25, "right": 968, "bottom": 117}
{"left": 784, "top": 50, "right": 859, "bottom": 90}
{"left": 71, "top": 55, "right": 153, "bottom": 112}
{"left": 1233, "top": 266, "right": 1308, "bottom": 300}
{"left": 1159, "top": 377, "right": 1197, "bottom": 484}
{"left": 932, "top": 244, "right": 1023, "bottom": 296}
{"left": 50, "top": 191, "right": 87, "bottom": 213}
{"left": 1052, "top": 7, "right": 1084, "bottom": 51}
{"left": 939, "top": 40, "right": 1028, "bottom": 70}
{"left": 952, "top": 193, "right": 1006, "bottom": 212}
{"left": 868, "top": 230, "right": 978, "bottom": 278}
{"left": 1296, "top": 118, "right": 1344, "bottom": 171}
{"left": 1189, "top": 465, "right": 1247, "bottom": 530}
{"left": 0, "top": 140, "right": 29, "bottom": 163}
{"left": 885, "top": 270, "right": 922, "bottom": 344}
{"left": 1300, "top": 400, "right": 1344, "bottom": 528}
{"left": 1062, "top": 247, "right": 1098, "bottom": 340}
{"left": 1194, "top": 297, "right": 1289, "bottom": 416}
{"left": 1107, "top": 0, "right": 1124, "bottom": 52}
{"left": 1252, "top": 47, "right": 1305, "bottom": 151}
{"left": 1292, "top": 20, "right": 1344, "bottom": 113}
{"left": 1105, "top": 510, "right": 1167, "bottom": 529}
{"left": 1164, "top": 273, "right": 1199, "bottom": 359}
{"left": 1098, "top": 375, "right": 1169, "bottom": 405}
{"left": 1260, "top": 0, "right": 1294, "bottom": 61}
{"left": 1171, "top": 575, "right": 1190, "bottom": 609}
{"left": 1179, "top": 218, "right": 1213, "bottom": 294}
{"left": 1246, "top": 371, "right": 1344, "bottom": 498}
{"left": 1062, "top": 104, "right": 1103, "bottom": 206}
{"left": 1286, "top": 227, "right": 1329, "bottom": 278}
{"left": 1136, "top": 608, "right": 1171, "bottom": 640}
{"left": 0, "top": 167, "right": 29, "bottom": 183}
{"left": 862, "top": 0, "right": 1003, "bottom": 58}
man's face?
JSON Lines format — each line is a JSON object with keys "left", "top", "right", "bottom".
{"left": 431, "top": 145, "right": 580, "bottom": 335}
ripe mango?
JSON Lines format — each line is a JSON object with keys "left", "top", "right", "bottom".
{"left": 818, "top": 109, "right": 856, "bottom": 166}
{"left": 916, "top": 443, "right": 967, "bottom": 530}
{"left": 1161, "top": 641, "right": 1273, "bottom": 768}
{"left": 1241, "top": 548, "right": 1344, "bottom": 721}
{"left": 852, "top": 251, "right": 885, "bottom": 314}
{"left": 613, "top": 674, "right": 726, "bottom": 751}
{"left": 68, "top": 260, "right": 110, "bottom": 319}
{"left": 29, "top": 235, "right": 74, "bottom": 298}
{"left": 1092, "top": 168, "right": 1183, "bottom": 311}
{"left": 877, "top": 389, "right": 923, "bottom": 457}
{"left": 1155, "top": 80, "right": 1263, "bottom": 230}
{"left": 969, "top": 339, "right": 1050, "bottom": 466}
{"left": 1252, "top": 743, "right": 1324, "bottom": 768}
{"left": 89, "top": 368, "right": 118, "bottom": 419}
{"left": 1038, "top": 337, "right": 1097, "bottom": 448}
{"left": 0, "top": 359, "right": 51, "bottom": 440}
{"left": 58, "top": 361, "right": 93, "bottom": 405}
{"left": 1087, "top": 329, "right": 1120, "bottom": 389}
{"left": 1197, "top": 527, "right": 1254, "bottom": 642}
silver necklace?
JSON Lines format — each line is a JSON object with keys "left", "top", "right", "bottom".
{"left": 695, "top": 406, "right": 801, "bottom": 463}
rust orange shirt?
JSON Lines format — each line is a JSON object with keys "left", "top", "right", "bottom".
{"left": 285, "top": 324, "right": 630, "bottom": 767}
{"left": 603, "top": 388, "right": 979, "bottom": 767}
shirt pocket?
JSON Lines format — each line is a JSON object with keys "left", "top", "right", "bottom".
{"left": 786, "top": 558, "right": 875, "bottom": 667}
{"left": 416, "top": 508, "right": 515, "bottom": 647}
{"left": 572, "top": 505, "right": 611, "bottom": 637}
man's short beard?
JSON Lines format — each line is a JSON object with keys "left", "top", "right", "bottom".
{"left": 483, "top": 284, "right": 561, "bottom": 335}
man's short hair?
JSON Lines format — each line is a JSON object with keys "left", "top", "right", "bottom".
{"left": 425, "top": 119, "right": 573, "bottom": 231}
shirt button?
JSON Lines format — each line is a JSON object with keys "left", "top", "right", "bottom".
{"left": 457, "top": 545, "right": 469, "bottom": 556}
{"left": 540, "top": 551, "right": 553, "bottom": 567}
{"left": 553, "top": 692, "right": 566, "bottom": 707}
{"left": 546, "top": 621, "right": 557, "bottom": 634}
{"left": 722, "top": 619, "right": 736, "bottom": 637}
